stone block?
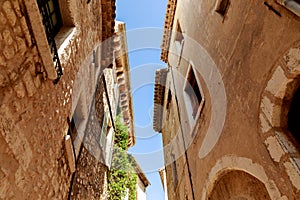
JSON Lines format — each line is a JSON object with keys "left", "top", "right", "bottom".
{"left": 0, "top": 55, "right": 6, "bottom": 67}
{"left": 0, "top": 72, "right": 8, "bottom": 87}
{"left": 264, "top": 136, "right": 285, "bottom": 162}
{"left": 3, "top": 45, "right": 15, "bottom": 60}
{"left": 261, "top": 96, "right": 282, "bottom": 127}
{"left": 0, "top": 177, "right": 10, "bottom": 199}
{"left": 12, "top": 0, "right": 22, "bottom": 18}
{"left": 9, "top": 70, "right": 18, "bottom": 82}
{"left": 13, "top": 80, "right": 26, "bottom": 98}
{"left": 3, "top": 1, "right": 16, "bottom": 26}
{"left": 265, "top": 66, "right": 288, "bottom": 98}
{"left": 23, "top": 69, "right": 36, "bottom": 97}
{"left": 0, "top": 12, "right": 7, "bottom": 26}
{"left": 283, "top": 161, "right": 300, "bottom": 190}
{"left": 34, "top": 75, "right": 42, "bottom": 89}
{"left": 20, "top": 17, "right": 31, "bottom": 47}
{"left": 15, "top": 167, "right": 26, "bottom": 190}
{"left": 259, "top": 112, "right": 271, "bottom": 133}
{"left": 284, "top": 47, "right": 300, "bottom": 76}
{"left": 13, "top": 25, "right": 22, "bottom": 35}
{"left": 16, "top": 36, "right": 27, "bottom": 56}
{"left": 2, "top": 29, "right": 13, "bottom": 46}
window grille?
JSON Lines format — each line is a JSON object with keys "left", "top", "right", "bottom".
{"left": 37, "top": 0, "right": 63, "bottom": 83}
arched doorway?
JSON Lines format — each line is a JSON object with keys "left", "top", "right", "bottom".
{"left": 288, "top": 84, "right": 300, "bottom": 145}
{"left": 208, "top": 170, "right": 271, "bottom": 200}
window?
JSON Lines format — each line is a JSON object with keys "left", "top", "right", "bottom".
{"left": 175, "top": 22, "right": 184, "bottom": 44}
{"left": 183, "top": 64, "right": 203, "bottom": 126}
{"left": 36, "top": 0, "right": 64, "bottom": 83}
{"left": 215, "top": 0, "right": 230, "bottom": 16}
{"left": 166, "top": 90, "right": 172, "bottom": 120}
{"left": 37, "top": 0, "right": 63, "bottom": 37}
{"left": 174, "top": 21, "right": 184, "bottom": 56}
{"left": 67, "top": 117, "right": 77, "bottom": 144}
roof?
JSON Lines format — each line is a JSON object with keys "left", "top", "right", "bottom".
{"left": 153, "top": 68, "right": 168, "bottom": 133}
{"left": 128, "top": 155, "right": 150, "bottom": 188}
{"left": 114, "top": 22, "right": 136, "bottom": 147}
{"left": 158, "top": 168, "right": 166, "bottom": 190}
{"left": 161, "top": 0, "right": 177, "bottom": 63}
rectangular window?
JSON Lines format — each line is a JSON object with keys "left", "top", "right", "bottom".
{"left": 175, "top": 22, "right": 184, "bottom": 44}
{"left": 174, "top": 21, "right": 184, "bottom": 65}
{"left": 37, "top": 0, "right": 63, "bottom": 37}
{"left": 183, "top": 64, "right": 204, "bottom": 127}
{"left": 36, "top": 0, "right": 64, "bottom": 83}
{"left": 215, "top": 0, "right": 230, "bottom": 16}
{"left": 166, "top": 90, "right": 172, "bottom": 120}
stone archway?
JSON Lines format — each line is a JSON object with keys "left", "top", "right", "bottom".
{"left": 208, "top": 170, "right": 271, "bottom": 200}
{"left": 259, "top": 41, "right": 300, "bottom": 191}
{"left": 201, "top": 156, "right": 284, "bottom": 200}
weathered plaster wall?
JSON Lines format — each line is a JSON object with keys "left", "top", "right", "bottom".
{"left": 159, "top": 0, "right": 300, "bottom": 199}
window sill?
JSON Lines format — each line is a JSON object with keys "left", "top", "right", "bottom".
{"left": 56, "top": 27, "right": 76, "bottom": 53}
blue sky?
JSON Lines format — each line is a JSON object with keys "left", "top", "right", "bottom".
{"left": 116, "top": 0, "right": 168, "bottom": 199}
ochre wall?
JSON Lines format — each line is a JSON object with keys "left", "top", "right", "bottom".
{"left": 160, "top": 1, "right": 300, "bottom": 199}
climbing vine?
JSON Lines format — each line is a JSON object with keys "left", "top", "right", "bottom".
{"left": 108, "top": 116, "right": 137, "bottom": 200}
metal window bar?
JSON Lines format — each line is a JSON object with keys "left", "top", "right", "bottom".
{"left": 36, "top": 0, "right": 63, "bottom": 84}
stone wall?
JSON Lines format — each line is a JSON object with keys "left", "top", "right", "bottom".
{"left": 0, "top": 0, "right": 116, "bottom": 199}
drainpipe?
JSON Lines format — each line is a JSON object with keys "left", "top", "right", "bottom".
{"left": 169, "top": 65, "right": 196, "bottom": 200}
{"left": 278, "top": 0, "right": 300, "bottom": 16}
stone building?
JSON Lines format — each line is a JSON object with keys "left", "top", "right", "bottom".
{"left": 154, "top": 0, "right": 300, "bottom": 199}
{"left": 129, "top": 155, "right": 150, "bottom": 200}
{"left": 69, "top": 21, "right": 135, "bottom": 199}
{"left": 0, "top": 0, "right": 136, "bottom": 199}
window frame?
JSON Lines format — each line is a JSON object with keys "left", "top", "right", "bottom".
{"left": 37, "top": 0, "right": 63, "bottom": 38}
{"left": 183, "top": 63, "right": 205, "bottom": 129}
{"left": 215, "top": 0, "right": 230, "bottom": 17}
{"left": 24, "top": 0, "right": 76, "bottom": 82}
{"left": 174, "top": 21, "right": 184, "bottom": 65}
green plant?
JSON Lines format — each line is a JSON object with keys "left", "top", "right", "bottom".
{"left": 108, "top": 116, "right": 137, "bottom": 200}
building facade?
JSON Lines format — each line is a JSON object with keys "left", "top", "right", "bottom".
{"left": 154, "top": 0, "right": 300, "bottom": 199}
{"left": 0, "top": 0, "right": 136, "bottom": 199}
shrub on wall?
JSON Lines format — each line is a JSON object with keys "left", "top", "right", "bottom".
{"left": 108, "top": 116, "right": 137, "bottom": 200}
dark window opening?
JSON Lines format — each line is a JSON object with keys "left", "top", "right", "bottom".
{"left": 185, "top": 67, "right": 202, "bottom": 119}
{"left": 216, "top": 0, "right": 230, "bottom": 16}
{"left": 166, "top": 90, "right": 172, "bottom": 110}
{"left": 288, "top": 86, "right": 300, "bottom": 144}
{"left": 37, "top": 0, "right": 63, "bottom": 83}
{"left": 175, "top": 22, "right": 184, "bottom": 44}
{"left": 67, "top": 117, "right": 77, "bottom": 144}
{"left": 166, "top": 90, "right": 172, "bottom": 120}
{"left": 37, "top": 0, "right": 62, "bottom": 37}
